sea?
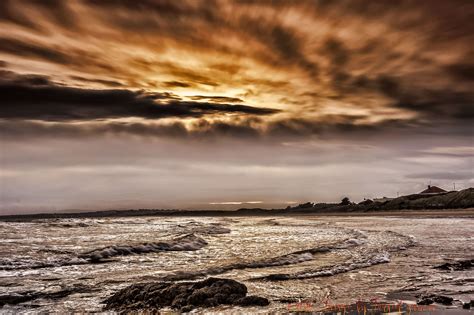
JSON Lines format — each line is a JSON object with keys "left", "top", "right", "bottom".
{"left": 0, "top": 215, "right": 472, "bottom": 313}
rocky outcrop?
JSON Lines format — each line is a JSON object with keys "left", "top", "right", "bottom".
{"left": 462, "top": 300, "right": 474, "bottom": 309}
{"left": 369, "top": 188, "right": 474, "bottom": 211}
{"left": 103, "top": 277, "right": 269, "bottom": 312}
{"left": 283, "top": 188, "right": 474, "bottom": 213}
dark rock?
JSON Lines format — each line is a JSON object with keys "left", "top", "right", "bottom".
{"left": 432, "top": 295, "right": 453, "bottom": 305}
{"left": 434, "top": 259, "right": 473, "bottom": 271}
{"left": 0, "top": 293, "right": 34, "bottom": 307}
{"left": 257, "top": 274, "right": 290, "bottom": 281}
{"left": 417, "top": 297, "right": 434, "bottom": 305}
{"left": 236, "top": 295, "right": 270, "bottom": 306}
{"left": 463, "top": 302, "right": 471, "bottom": 309}
{"left": 277, "top": 298, "right": 300, "bottom": 303}
{"left": 103, "top": 277, "right": 269, "bottom": 312}
{"left": 417, "top": 295, "right": 453, "bottom": 306}
{"left": 180, "top": 305, "right": 194, "bottom": 313}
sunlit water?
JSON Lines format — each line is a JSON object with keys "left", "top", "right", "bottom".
{"left": 0, "top": 216, "right": 472, "bottom": 313}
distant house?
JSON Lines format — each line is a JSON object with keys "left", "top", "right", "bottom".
{"left": 419, "top": 185, "right": 447, "bottom": 195}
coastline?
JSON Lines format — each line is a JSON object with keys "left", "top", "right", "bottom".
{"left": 2, "top": 188, "right": 472, "bottom": 221}
{"left": 1, "top": 208, "right": 473, "bottom": 221}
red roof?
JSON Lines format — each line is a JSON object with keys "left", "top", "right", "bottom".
{"left": 419, "top": 185, "right": 447, "bottom": 194}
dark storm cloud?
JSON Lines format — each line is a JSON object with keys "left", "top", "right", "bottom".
{"left": 264, "top": 117, "right": 397, "bottom": 138}
{"left": 372, "top": 76, "right": 474, "bottom": 120}
{"left": 322, "top": 38, "right": 352, "bottom": 88}
{"left": 83, "top": 0, "right": 320, "bottom": 76}
{"left": 330, "top": 72, "right": 474, "bottom": 121}
{"left": 0, "top": 0, "right": 39, "bottom": 30}
{"left": 69, "top": 76, "right": 125, "bottom": 88}
{"left": 0, "top": 37, "right": 121, "bottom": 75}
{"left": 84, "top": 0, "right": 223, "bottom": 50}
{"left": 445, "top": 62, "right": 474, "bottom": 82}
{"left": 163, "top": 81, "right": 193, "bottom": 88}
{"left": 240, "top": 18, "right": 319, "bottom": 77}
{"left": 155, "top": 63, "right": 221, "bottom": 87}
{"left": 189, "top": 96, "right": 244, "bottom": 103}
{"left": 314, "top": 0, "right": 474, "bottom": 38}
{"left": 0, "top": 70, "right": 51, "bottom": 86}
{"left": 0, "top": 119, "right": 263, "bottom": 140}
{"left": 0, "top": 37, "right": 73, "bottom": 65}
{"left": 0, "top": 120, "right": 189, "bottom": 139}
{"left": 0, "top": 115, "right": 423, "bottom": 141}
{"left": 0, "top": 0, "right": 77, "bottom": 31}
{"left": 0, "top": 79, "right": 280, "bottom": 121}
{"left": 323, "top": 38, "right": 349, "bottom": 67}
{"left": 192, "top": 119, "right": 261, "bottom": 138}
{"left": 32, "top": 0, "right": 77, "bottom": 29}
{"left": 85, "top": 0, "right": 197, "bottom": 14}
{"left": 0, "top": 0, "right": 472, "bottom": 133}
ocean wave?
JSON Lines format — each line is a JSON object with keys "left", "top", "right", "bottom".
{"left": 250, "top": 230, "right": 416, "bottom": 281}
{"left": 187, "top": 223, "right": 231, "bottom": 235}
{"left": 0, "top": 285, "right": 92, "bottom": 307}
{"left": 79, "top": 233, "right": 208, "bottom": 261}
{"left": 160, "top": 237, "right": 365, "bottom": 281}
{"left": 383, "top": 230, "right": 416, "bottom": 250}
{"left": 0, "top": 234, "right": 208, "bottom": 271}
{"left": 251, "top": 252, "right": 392, "bottom": 281}
{"left": 0, "top": 257, "right": 91, "bottom": 271}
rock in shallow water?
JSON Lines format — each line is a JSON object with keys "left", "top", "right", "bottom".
{"left": 103, "top": 277, "right": 269, "bottom": 312}
{"left": 417, "top": 295, "right": 453, "bottom": 306}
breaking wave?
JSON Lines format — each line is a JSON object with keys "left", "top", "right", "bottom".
{"left": 160, "top": 237, "right": 366, "bottom": 281}
{"left": 252, "top": 252, "right": 392, "bottom": 281}
{"left": 0, "top": 257, "right": 91, "bottom": 271}
{"left": 0, "top": 234, "right": 208, "bottom": 271}
{"left": 79, "top": 233, "right": 208, "bottom": 261}
{"left": 250, "top": 230, "right": 415, "bottom": 281}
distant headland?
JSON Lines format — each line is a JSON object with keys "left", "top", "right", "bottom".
{"left": 1, "top": 187, "right": 473, "bottom": 221}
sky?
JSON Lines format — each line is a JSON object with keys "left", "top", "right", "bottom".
{"left": 0, "top": 0, "right": 473, "bottom": 214}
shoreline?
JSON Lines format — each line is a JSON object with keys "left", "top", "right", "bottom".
{"left": 1, "top": 208, "right": 473, "bottom": 221}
